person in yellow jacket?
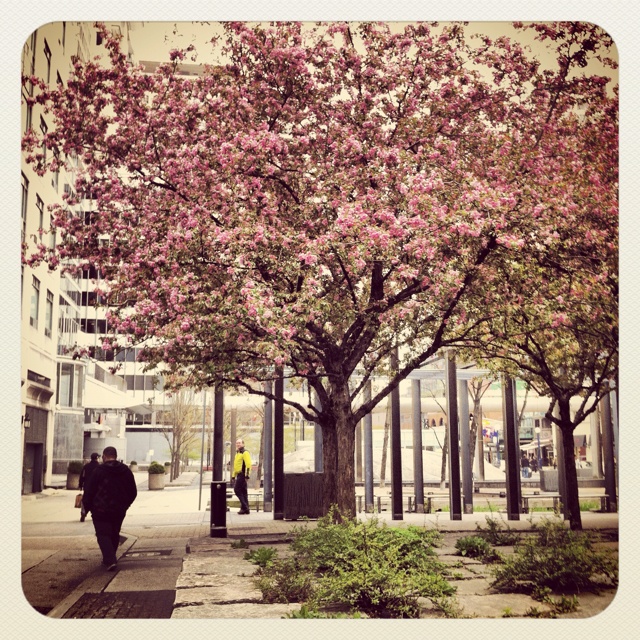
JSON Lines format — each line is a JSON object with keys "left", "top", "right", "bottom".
{"left": 232, "top": 439, "right": 252, "bottom": 514}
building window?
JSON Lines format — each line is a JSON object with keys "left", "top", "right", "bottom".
{"left": 44, "top": 39, "right": 52, "bottom": 84}
{"left": 57, "top": 362, "right": 84, "bottom": 408}
{"left": 30, "top": 276, "right": 40, "bottom": 328}
{"left": 24, "top": 102, "right": 33, "bottom": 134}
{"left": 39, "top": 117, "right": 47, "bottom": 163}
{"left": 45, "top": 291, "right": 54, "bottom": 338}
{"left": 52, "top": 149, "right": 59, "bottom": 191}
{"left": 36, "top": 195, "right": 44, "bottom": 240}
{"left": 21, "top": 173, "right": 29, "bottom": 244}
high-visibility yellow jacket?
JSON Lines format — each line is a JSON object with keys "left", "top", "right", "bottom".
{"left": 232, "top": 449, "right": 252, "bottom": 478}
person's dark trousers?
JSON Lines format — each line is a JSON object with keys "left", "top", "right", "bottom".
{"left": 233, "top": 474, "right": 250, "bottom": 513}
{"left": 92, "top": 513, "right": 125, "bottom": 566}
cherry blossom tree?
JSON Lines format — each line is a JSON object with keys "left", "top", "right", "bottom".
{"left": 23, "top": 21, "right": 617, "bottom": 516}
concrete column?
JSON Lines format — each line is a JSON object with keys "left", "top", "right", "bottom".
{"left": 263, "top": 381, "right": 273, "bottom": 511}
{"left": 601, "top": 388, "right": 618, "bottom": 512}
{"left": 313, "top": 389, "right": 323, "bottom": 472}
{"left": 411, "top": 379, "right": 425, "bottom": 513}
{"left": 355, "top": 420, "right": 363, "bottom": 482}
{"left": 444, "top": 352, "right": 462, "bottom": 520}
{"left": 273, "top": 373, "right": 284, "bottom": 520}
{"left": 458, "top": 379, "right": 473, "bottom": 514}
{"left": 363, "top": 380, "right": 374, "bottom": 512}
{"left": 590, "top": 409, "right": 603, "bottom": 479}
{"left": 390, "top": 346, "right": 403, "bottom": 520}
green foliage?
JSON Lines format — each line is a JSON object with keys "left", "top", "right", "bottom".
{"left": 285, "top": 605, "right": 363, "bottom": 619}
{"left": 147, "top": 461, "right": 166, "bottom": 474}
{"left": 245, "top": 546, "right": 278, "bottom": 569}
{"left": 256, "top": 507, "right": 456, "bottom": 618}
{"left": 67, "top": 460, "right": 84, "bottom": 474}
{"left": 475, "top": 509, "right": 520, "bottom": 545}
{"left": 491, "top": 517, "right": 618, "bottom": 594}
{"left": 253, "top": 557, "right": 315, "bottom": 604}
{"left": 129, "top": 460, "right": 137, "bottom": 465}
{"left": 455, "top": 536, "right": 493, "bottom": 558}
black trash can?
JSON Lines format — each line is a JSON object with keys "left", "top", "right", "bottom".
{"left": 210, "top": 481, "right": 228, "bottom": 538}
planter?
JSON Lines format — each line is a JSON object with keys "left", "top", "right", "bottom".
{"left": 129, "top": 464, "right": 138, "bottom": 472}
{"left": 66, "top": 472, "right": 81, "bottom": 490}
{"left": 148, "top": 472, "right": 166, "bottom": 490}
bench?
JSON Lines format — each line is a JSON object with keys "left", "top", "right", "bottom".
{"left": 520, "top": 493, "right": 609, "bottom": 513}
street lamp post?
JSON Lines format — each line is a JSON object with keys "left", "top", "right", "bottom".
{"left": 535, "top": 426, "right": 543, "bottom": 473}
{"left": 493, "top": 434, "right": 500, "bottom": 465}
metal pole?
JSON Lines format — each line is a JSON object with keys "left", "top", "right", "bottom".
{"left": 313, "top": 389, "right": 323, "bottom": 472}
{"left": 198, "top": 389, "right": 206, "bottom": 510}
{"left": 273, "top": 371, "right": 284, "bottom": 519}
{"left": 390, "top": 346, "right": 403, "bottom": 520}
{"left": 601, "top": 387, "right": 618, "bottom": 512}
{"left": 263, "top": 381, "right": 273, "bottom": 512}
{"left": 213, "top": 384, "right": 224, "bottom": 481}
{"left": 501, "top": 375, "right": 521, "bottom": 520}
{"left": 444, "top": 352, "right": 462, "bottom": 520}
{"left": 458, "top": 379, "right": 473, "bottom": 514}
{"left": 411, "top": 379, "right": 425, "bottom": 513}
{"left": 363, "top": 380, "right": 374, "bottom": 512}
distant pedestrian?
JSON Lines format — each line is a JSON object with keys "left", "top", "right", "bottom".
{"left": 530, "top": 456, "right": 538, "bottom": 474}
{"left": 78, "top": 452, "right": 101, "bottom": 522}
{"left": 521, "top": 454, "right": 530, "bottom": 478}
{"left": 82, "top": 446, "right": 137, "bottom": 571}
{"left": 232, "top": 439, "right": 252, "bottom": 515}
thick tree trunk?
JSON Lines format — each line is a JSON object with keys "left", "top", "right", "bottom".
{"left": 320, "top": 382, "right": 357, "bottom": 519}
{"left": 558, "top": 400, "right": 582, "bottom": 530}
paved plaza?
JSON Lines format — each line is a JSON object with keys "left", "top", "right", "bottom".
{"left": 20, "top": 470, "right": 622, "bottom": 624}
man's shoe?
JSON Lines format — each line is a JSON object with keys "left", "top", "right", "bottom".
{"left": 106, "top": 562, "right": 117, "bottom": 571}
{"left": 238, "top": 509, "right": 250, "bottom": 515}
{"left": 80, "top": 515, "right": 85, "bottom": 522}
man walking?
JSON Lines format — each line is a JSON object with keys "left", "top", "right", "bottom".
{"left": 82, "top": 446, "right": 137, "bottom": 571}
{"left": 232, "top": 439, "right": 251, "bottom": 515}
{"left": 78, "top": 452, "right": 101, "bottom": 522}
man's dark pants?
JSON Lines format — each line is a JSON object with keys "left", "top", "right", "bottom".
{"left": 233, "top": 474, "right": 250, "bottom": 513}
{"left": 92, "top": 513, "right": 126, "bottom": 565}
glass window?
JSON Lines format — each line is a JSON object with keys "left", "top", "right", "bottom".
{"left": 36, "top": 195, "right": 44, "bottom": 240}
{"left": 30, "top": 276, "right": 40, "bottom": 328}
{"left": 43, "top": 39, "right": 52, "bottom": 84}
{"left": 45, "top": 290, "right": 54, "bottom": 338}
{"left": 21, "top": 173, "right": 28, "bottom": 244}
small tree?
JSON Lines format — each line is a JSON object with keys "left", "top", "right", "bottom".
{"left": 160, "top": 384, "right": 201, "bottom": 480}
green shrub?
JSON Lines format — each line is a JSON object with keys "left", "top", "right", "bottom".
{"left": 67, "top": 460, "right": 84, "bottom": 474}
{"left": 475, "top": 510, "right": 520, "bottom": 546}
{"left": 230, "top": 538, "right": 249, "bottom": 549}
{"left": 245, "top": 546, "right": 278, "bottom": 569}
{"left": 129, "top": 460, "right": 137, "bottom": 466}
{"left": 147, "top": 461, "right": 166, "bottom": 474}
{"left": 253, "top": 557, "right": 315, "bottom": 604}
{"left": 280, "top": 507, "right": 455, "bottom": 618}
{"left": 455, "top": 535, "right": 493, "bottom": 558}
{"left": 491, "top": 517, "right": 618, "bottom": 594}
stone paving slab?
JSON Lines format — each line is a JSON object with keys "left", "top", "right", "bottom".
{"left": 175, "top": 579, "right": 263, "bottom": 605}
{"left": 172, "top": 602, "right": 300, "bottom": 619}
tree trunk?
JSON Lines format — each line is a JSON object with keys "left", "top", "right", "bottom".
{"left": 321, "top": 382, "right": 357, "bottom": 519}
{"left": 558, "top": 400, "right": 582, "bottom": 530}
